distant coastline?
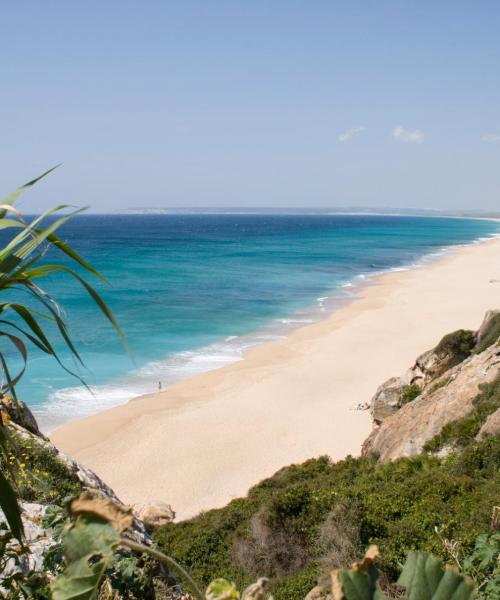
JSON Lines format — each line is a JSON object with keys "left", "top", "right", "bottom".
{"left": 114, "top": 206, "right": 500, "bottom": 218}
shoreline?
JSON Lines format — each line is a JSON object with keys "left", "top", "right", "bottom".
{"left": 51, "top": 236, "right": 500, "bottom": 520}
{"left": 38, "top": 225, "right": 500, "bottom": 434}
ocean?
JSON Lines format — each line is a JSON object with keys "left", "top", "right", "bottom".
{"left": 8, "top": 214, "right": 498, "bottom": 431}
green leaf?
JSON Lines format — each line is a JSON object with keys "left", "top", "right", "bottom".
{"left": 0, "top": 467, "right": 24, "bottom": 542}
{"left": 51, "top": 515, "right": 119, "bottom": 600}
{"left": 0, "top": 332, "right": 28, "bottom": 390}
{"left": 0, "top": 165, "right": 61, "bottom": 217}
{"left": 338, "top": 570, "right": 389, "bottom": 600}
{"left": 398, "top": 551, "right": 476, "bottom": 600}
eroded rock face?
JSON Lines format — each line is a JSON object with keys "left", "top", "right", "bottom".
{"left": 363, "top": 343, "right": 500, "bottom": 461}
{"left": 133, "top": 501, "right": 175, "bottom": 530}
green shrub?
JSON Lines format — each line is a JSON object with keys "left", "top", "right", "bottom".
{"left": 155, "top": 436, "right": 500, "bottom": 599}
{"left": 7, "top": 433, "right": 81, "bottom": 506}
{"left": 474, "top": 313, "right": 500, "bottom": 354}
{"left": 400, "top": 384, "right": 421, "bottom": 405}
{"left": 435, "top": 329, "right": 476, "bottom": 364}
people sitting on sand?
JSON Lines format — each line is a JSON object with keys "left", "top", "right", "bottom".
{"left": 355, "top": 402, "right": 370, "bottom": 411}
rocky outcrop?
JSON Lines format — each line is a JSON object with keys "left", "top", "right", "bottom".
{"left": 368, "top": 327, "right": 483, "bottom": 425}
{"left": 0, "top": 407, "right": 161, "bottom": 589}
{"left": 363, "top": 311, "right": 500, "bottom": 461}
{"left": 0, "top": 394, "right": 40, "bottom": 435}
{"left": 133, "top": 501, "right": 176, "bottom": 530}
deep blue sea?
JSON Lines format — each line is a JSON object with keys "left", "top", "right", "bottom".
{"left": 9, "top": 214, "right": 499, "bottom": 431}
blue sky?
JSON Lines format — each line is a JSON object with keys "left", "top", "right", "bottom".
{"left": 1, "top": 1, "right": 499, "bottom": 212}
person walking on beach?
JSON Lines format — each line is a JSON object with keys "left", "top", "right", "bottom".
{"left": 158, "top": 381, "right": 162, "bottom": 392}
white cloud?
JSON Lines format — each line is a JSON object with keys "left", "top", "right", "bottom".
{"left": 481, "top": 133, "right": 500, "bottom": 143}
{"left": 392, "top": 126, "right": 424, "bottom": 144}
{"left": 338, "top": 126, "right": 366, "bottom": 142}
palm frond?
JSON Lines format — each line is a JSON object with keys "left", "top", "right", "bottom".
{"left": 0, "top": 167, "right": 125, "bottom": 542}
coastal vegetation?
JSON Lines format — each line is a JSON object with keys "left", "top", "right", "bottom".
{"left": 154, "top": 321, "right": 500, "bottom": 599}
{"left": 0, "top": 173, "right": 499, "bottom": 599}
{"left": 434, "top": 329, "right": 476, "bottom": 365}
{"left": 155, "top": 432, "right": 499, "bottom": 598}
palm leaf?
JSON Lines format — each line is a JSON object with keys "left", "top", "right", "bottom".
{"left": 0, "top": 164, "right": 60, "bottom": 217}
{"left": 0, "top": 167, "right": 126, "bottom": 544}
{"left": 0, "top": 466, "right": 24, "bottom": 542}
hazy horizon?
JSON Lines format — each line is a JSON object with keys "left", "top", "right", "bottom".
{"left": 1, "top": 2, "right": 499, "bottom": 214}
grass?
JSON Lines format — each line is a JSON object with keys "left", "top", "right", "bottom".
{"left": 474, "top": 313, "right": 500, "bottom": 354}
{"left": 155, "top": 433, "right": 500, "bottom": 600}
{"left": 434, "top": 329, "right": 476, "bottom": 365}
{"left": 399, "top": 384, "right": 421, "bottom": 405}
{"left": 7, "top": 432, "right": 81, "bottom": 506}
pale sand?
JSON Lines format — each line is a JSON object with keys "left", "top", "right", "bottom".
{"left": 51, "top": 237, "right": 500, "bottom": 520}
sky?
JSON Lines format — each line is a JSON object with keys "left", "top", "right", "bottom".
{"left": 1, "top": 1, "right": 499, "bottom": 212}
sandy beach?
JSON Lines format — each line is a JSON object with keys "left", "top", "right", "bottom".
{"left": 52, "top": 237, "right": 500, "bottom": 520}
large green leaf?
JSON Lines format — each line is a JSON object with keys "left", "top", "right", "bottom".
{"left": 0, "top": 167, "right": 126, "bottom": 544}
{"left": 398, "top": 551, "right": 476, "bottom": 600}
{"left": 0, "top": 165, "right": 60, "bottom": 217}
{"left": 0, "top": 466, "right": 24, "bottom": 542}
{"left": 51, "top": 515, "right": 119, "bottom": 600}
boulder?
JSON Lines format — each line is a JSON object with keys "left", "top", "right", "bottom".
{"left": 370, "top": 377, "right": 407, "bottom": 424}
{"left": 133, "top": 501, "right": 175, "bottom": 530}
{"left": 405, "top": 329, "right": 475, "bottom": 388}
{"left": 0, "top": 394, "right": 40, "bottom": 435}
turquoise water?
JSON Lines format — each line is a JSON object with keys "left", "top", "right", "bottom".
{"left": 8, "top": 214, "right": 498, "bottom": 430}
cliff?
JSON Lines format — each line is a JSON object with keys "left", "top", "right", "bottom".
{"left": 154, "top": 310, "right": 500, "bottom": 600}
{"left": 0, "top": 398, "right": 181, "bottom": 599}
{"left": 362, "top": 310, "right": 500, "bottom": 460}
{"left": 2, "top": 310, "right": 499, "bottom": 599}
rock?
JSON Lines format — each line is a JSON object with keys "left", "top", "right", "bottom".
{"left": 362, "top": 343, "right": 500, "bottom": 461}
{"left": 366, "top": 317, "right": 495, "bottom": 430}
{"left": 0, "top": 394, "right": 40, "bottom": 435}
{"left": 133, "top": 501, "right": 175, "bottom": 530}
{"left": 370, "top": 377, "right": 407, "bottom": 424}
{"left": 476, "top": 407, "right": 500, "bottom": 440}
{"left": 476, "top": 310, "right": 500, "bottom": 351}
{"left": 0, "top": 502, "right": 54, "bottom": 578}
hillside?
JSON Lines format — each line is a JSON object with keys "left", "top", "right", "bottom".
{"left": 0, "top": 310, "right": 498, "bottom": 599}
{"left": 154, "top": 311, "right": 500, "bottom": 599}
